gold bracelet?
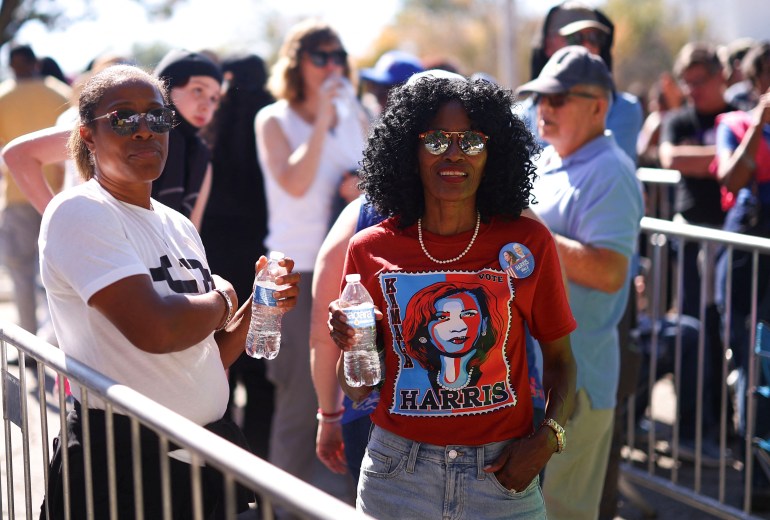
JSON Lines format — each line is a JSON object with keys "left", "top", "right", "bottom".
{"left": 214, "top": 289, "right": 234, "bottom": 331}
{"left": 541, "top": 418, "right": 566, "bottom": 453}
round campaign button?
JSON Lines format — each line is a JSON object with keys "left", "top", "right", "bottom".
{"left": 498, "top": 243, "right": 535, "bottom": 279}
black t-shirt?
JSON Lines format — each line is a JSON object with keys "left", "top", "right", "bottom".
{"left": 661, "top": 104, "right": 735, "bottom": 226}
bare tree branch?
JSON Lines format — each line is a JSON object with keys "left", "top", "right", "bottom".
{"left": 1, "top": 0, "right": 26, "bottom": 48}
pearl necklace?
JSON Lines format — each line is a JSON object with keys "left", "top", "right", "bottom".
{"left": 437, "top": 367, "right": 474, "bottom": 390}
{"left": 417, "top": 211, "right": 481, "bottom": 264}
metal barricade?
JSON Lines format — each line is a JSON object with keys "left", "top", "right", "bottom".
{"left": 1, "top": 324, "right": 366, "bottom": 520}
{"left": 621, "top": 216, "right": 770, "bottom": 520}
{"left": 635, "top": 168, "right": 681, "bottom": 317}
{"left": 636, "top": 167, "right": 681, "bottom": 222}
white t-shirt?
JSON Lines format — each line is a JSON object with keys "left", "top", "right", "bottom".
{"left": 256, "top": 99, "right": 366, "bottom": 271}
{"left": 39, "top": 179, "right": 229, "bottom": 425}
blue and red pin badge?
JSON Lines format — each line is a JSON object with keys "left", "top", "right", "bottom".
{"left": 499, "top": 243, "right": 535, "bottom": 279}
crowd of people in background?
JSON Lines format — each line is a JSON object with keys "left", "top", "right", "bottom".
{"left": 1, "top": 0, "right": 770, "bottom": 517}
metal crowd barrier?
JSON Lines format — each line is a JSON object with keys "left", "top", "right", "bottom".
{"left": 1, "top": 324, "right": 366, "bottom": 520}
{"left": 635, "top": 167, "right": 680, "bottom": 317}
{"left": 636, "top": 167, "right": 681, "bottom": 222}
{"left": 620, "top": 212, "right": 770, "bottom": 520}
{"left": 4, "top": 167, "right": 769, "bottom": 520}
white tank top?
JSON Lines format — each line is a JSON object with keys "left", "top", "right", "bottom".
{"left": 257, "top": 100, "right": 366, "bottom": 271}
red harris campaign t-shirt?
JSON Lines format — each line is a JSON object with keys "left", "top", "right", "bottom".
{"left": 343, "top": 215, "right": 576, "bottom": 445}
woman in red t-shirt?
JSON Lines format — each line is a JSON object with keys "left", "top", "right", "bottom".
{"left": 328, "top": 71, "right": 577, "bottom": 519}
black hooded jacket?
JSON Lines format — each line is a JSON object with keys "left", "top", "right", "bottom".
{"left": 199, "top": 54, "right": 274, "bottom": 302}
{"left": 153, "top": 116, "right": 210, "bottom": 217}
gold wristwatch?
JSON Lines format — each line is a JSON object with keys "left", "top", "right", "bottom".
{"left": 542, "top": 418, "right": 566, "bottom": 453}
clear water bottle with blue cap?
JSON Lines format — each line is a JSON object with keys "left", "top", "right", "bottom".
{"left": 339, "top": 273, "right": 380, "bottom": 387}
{"left": 245, "top": 251, "right": 287, "bottom": 359}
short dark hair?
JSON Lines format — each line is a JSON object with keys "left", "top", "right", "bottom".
{"left": 719, "top": 37, "right": 756, "bottom": 79}
{"left": 358, "top": 76, "right": 539, "bottom": 228}
{"left": 674, "top": 42, "right": 722, "bottom": 79}
{"left": 741, "top": 42, "right": 770, "bottom": 86}
{"left": 9, "top": 44, "right": 36, "bottom": 64}
{"left": 39, "top": 56, "right": 67, "bottom": 83}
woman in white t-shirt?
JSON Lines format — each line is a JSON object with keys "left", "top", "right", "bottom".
{"left": 254, "top": 19, "right": 368, "bottom": 500}
{"left": 37, "top": 64, "right": 300, "bottom": 519}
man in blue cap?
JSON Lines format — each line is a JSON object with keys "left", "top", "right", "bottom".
{"left": 360, "top": 50, "right": 423, "bottom": 116}
{"left": 518, "top": 45, "right": 644, "bottom": 520}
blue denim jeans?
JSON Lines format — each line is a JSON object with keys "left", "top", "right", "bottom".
{"left": 357, "top": 425, "right": 545, "bottom": 520}
{"left": 342, "top": 414, "right": 372, "bottom": 481}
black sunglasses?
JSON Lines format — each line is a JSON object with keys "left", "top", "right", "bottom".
{"left": 418, "top": 130, "right": 489, "bottom": 156}
{"left": 90, "top": 107, "right": 175, "bottom": 136}
{"left": 533, "top": 91, "right": 598, "bottom": 108}
{"left": 307, "top": 49, "right": 347, "bottom": 68}
{"left": 564, "top": 31, "right": 608, "bottom": 48}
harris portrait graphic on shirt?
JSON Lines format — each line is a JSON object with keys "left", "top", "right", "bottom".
{"left": 402, "top": 281, "right": 502, "bottom": 392}
{"left": 379, "top": 269, "right": 519, "bottom": 417}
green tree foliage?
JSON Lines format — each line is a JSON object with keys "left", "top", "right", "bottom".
{"left": 602, "top": 0, "right": 701, "bottom": 93}
{"left": 363, "top": 0, "right": 502, "bottom": 78}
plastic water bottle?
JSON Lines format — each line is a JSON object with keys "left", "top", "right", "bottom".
{"left": 245, "top": 251, "right": 288, "bottom": 360}
{"left": 332, "top": 77, "right": 356, "bottom": 120}
{"left": 339, "top": 274, "right": 380, "bottom": 387}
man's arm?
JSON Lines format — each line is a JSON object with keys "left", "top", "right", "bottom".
{"left": 718, "top": 93, "right": 770, "bottom": 193}
{"left": 658, "top": 141, "right": 717, "bottom": 178}
{"left": 553, "top": 234, "right": 629, "bottom": 294}
{"left": 523, "top": 208, "right": 569, "bottom": 294}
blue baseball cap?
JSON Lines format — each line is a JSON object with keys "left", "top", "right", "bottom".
{"left": 360, "top": 51, "right": 424, "bottom": 86}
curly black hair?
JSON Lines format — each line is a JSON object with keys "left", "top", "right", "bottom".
{"left": 358, "top": 75, "right": 539, "bottom": 228}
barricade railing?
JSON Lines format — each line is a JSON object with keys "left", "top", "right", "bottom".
{"left": 621, "top": 215, "right": 770, "bottom": 520}
{"left": 635, "top": 168, "right": 681, "bottom": 317}
{"left": 0, "top": 324, "right": 367, "bottom": 520}
{"left": 636, "top": 167, "right": 681, "bottom": 222}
